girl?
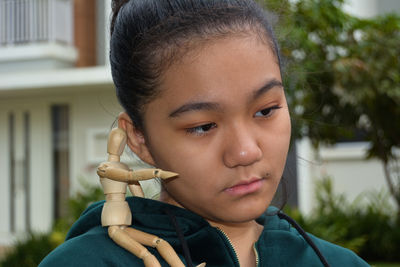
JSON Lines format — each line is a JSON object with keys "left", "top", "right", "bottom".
{"left": 40, "top": 0, "right": 369, "bottom": 266}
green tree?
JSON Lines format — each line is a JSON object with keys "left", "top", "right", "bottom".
{"left": 260, "top": 0, "right": 400, "bottom": 213}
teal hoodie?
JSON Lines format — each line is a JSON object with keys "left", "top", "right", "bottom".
{"left": 40, "top": 196, "right": 369, "bottom": 266}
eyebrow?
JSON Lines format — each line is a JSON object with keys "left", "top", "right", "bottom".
{"left": 168, "top": 78, "right": 283, "bottom": 118}
{"left": 169, "top": 102, "right": 221, "bottom": 118}
{"left": 251, "top": 79, "right": 283, "bottom": 102}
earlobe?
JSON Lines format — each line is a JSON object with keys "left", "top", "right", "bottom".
{"left": 117, "top": 112, "right": 156, "bottom": 166}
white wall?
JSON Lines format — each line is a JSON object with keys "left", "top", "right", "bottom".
{"left": 69, "top": 88, "right": 122, "bottom": 192}
{"left": 297, "top": 139, "right": 395, "bottom": 215}
{"left": 0, "top": 97, "right": 53, "bottom": 244}
{"left": 344, "top": 0, "right": 400, "bottom": 17}
{"left": 317, "top": 143, "right": 386, "bottom": 201}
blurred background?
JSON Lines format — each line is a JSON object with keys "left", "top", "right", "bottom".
{"left": 0, "top": 0, "right": 399, "bottom": 266}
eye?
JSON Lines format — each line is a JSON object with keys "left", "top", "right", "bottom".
{"left": 186, "top": 123, "right": 217, "bottom": 136}
{"left": 254, "top": 105, "right": 281, "bottom": 118}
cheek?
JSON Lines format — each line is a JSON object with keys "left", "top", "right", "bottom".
{"left": 149, "top": 138, "right": 212, "bottom": 170}
{"left": 148, "top": 142, "right": 223, "bottom": 203}
{"left": 148, "top": 135, "right": 221, "bottom": 190}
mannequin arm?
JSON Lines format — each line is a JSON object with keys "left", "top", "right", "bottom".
{"left": 97, "top": 163, "right": 178, "bottom": 183}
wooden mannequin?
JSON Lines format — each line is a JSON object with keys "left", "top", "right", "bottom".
{"left": 97, "top": 128, "right": 205, "bottom": 267}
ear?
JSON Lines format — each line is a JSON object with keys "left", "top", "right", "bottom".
{"left": 118, "top": 112, "right": 156, "bottom": 166}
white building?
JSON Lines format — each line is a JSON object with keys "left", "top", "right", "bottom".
{"left": 0, "top": 0, "right": 398, "bottom": 248}
{"left": 0, "top": 0, "right": 117, "bottom": 247}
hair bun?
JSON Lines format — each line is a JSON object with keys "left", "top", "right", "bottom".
{"left": 111, "top": 0, "right": 130, "bottom": 35}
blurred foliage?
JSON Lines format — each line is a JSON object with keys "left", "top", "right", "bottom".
{"left": 260, "top": 0, "right": 400, "bottom": 210}
{"left": 285, "top": 177, "right": 400, "bottom": 262}
{"left": 0, "top": 233, "right": 58, "bottom": 267}
{"left": 0, "top": 180, "right": 104, "bottom": 267}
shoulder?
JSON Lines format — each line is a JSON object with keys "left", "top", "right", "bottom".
{"left": 308, "top": 234, "right": 370, "bottom": 267}
{"left": 39, "top": 198, "right": 149, "bottom": 267}
{"left": 38, "top": 197, "right": 193, "bottom": 267}
{"left": 257, "top": 210, "right": 369, "bottom": 267}
{"left": 39, "top": 226, "right": 144, "bottom": 267}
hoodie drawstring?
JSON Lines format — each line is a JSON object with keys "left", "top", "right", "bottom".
{"left": 163, "top": 207, "right": 330, "bottom": 267}
{"left": 165, "top": 208, "right": 195, "bottom": 267}
{"left": 278, "top": 211, "right": 331, "bottom": 267}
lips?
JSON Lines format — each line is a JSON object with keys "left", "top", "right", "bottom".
{"left": 230, "top": 177, "right": 261, "bottom": 188}
{"left": 224, "top": 177, "right": 265, "bottom": 196}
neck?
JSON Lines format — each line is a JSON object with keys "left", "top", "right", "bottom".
{"left": 209, "top": 220, "right": 263, "bottom": 267}
{"left": 160, "top": 190, "right": 263, "bottom": 266}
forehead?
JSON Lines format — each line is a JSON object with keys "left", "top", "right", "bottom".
{"left": 156, "top": 34, "right": 281, "bottom": 100}
{"left": 157, "top": 27, "right": 279, "bottom": 74}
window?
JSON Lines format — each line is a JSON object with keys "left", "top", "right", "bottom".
{"left": 51, "top": 105, "right": 70, "bottom": 219}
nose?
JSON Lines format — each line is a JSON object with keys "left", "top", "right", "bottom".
{"left": 222, "top": 124, "right": 262, "bottom": 168}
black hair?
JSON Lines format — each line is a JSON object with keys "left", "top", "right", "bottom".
{"left": 110, "top": 0, "right": 281, "bottom": 131}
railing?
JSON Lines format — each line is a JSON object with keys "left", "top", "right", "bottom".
{"left": 0, "top": 0, "right": 73, "bottom": 46}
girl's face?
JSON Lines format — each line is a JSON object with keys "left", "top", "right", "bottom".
{"left": 138, "top": 35, "right": 291, "bottom": 223}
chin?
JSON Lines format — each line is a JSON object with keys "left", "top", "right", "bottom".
{"left": 215, "top": 203, "right": 269, "bottom": 223}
